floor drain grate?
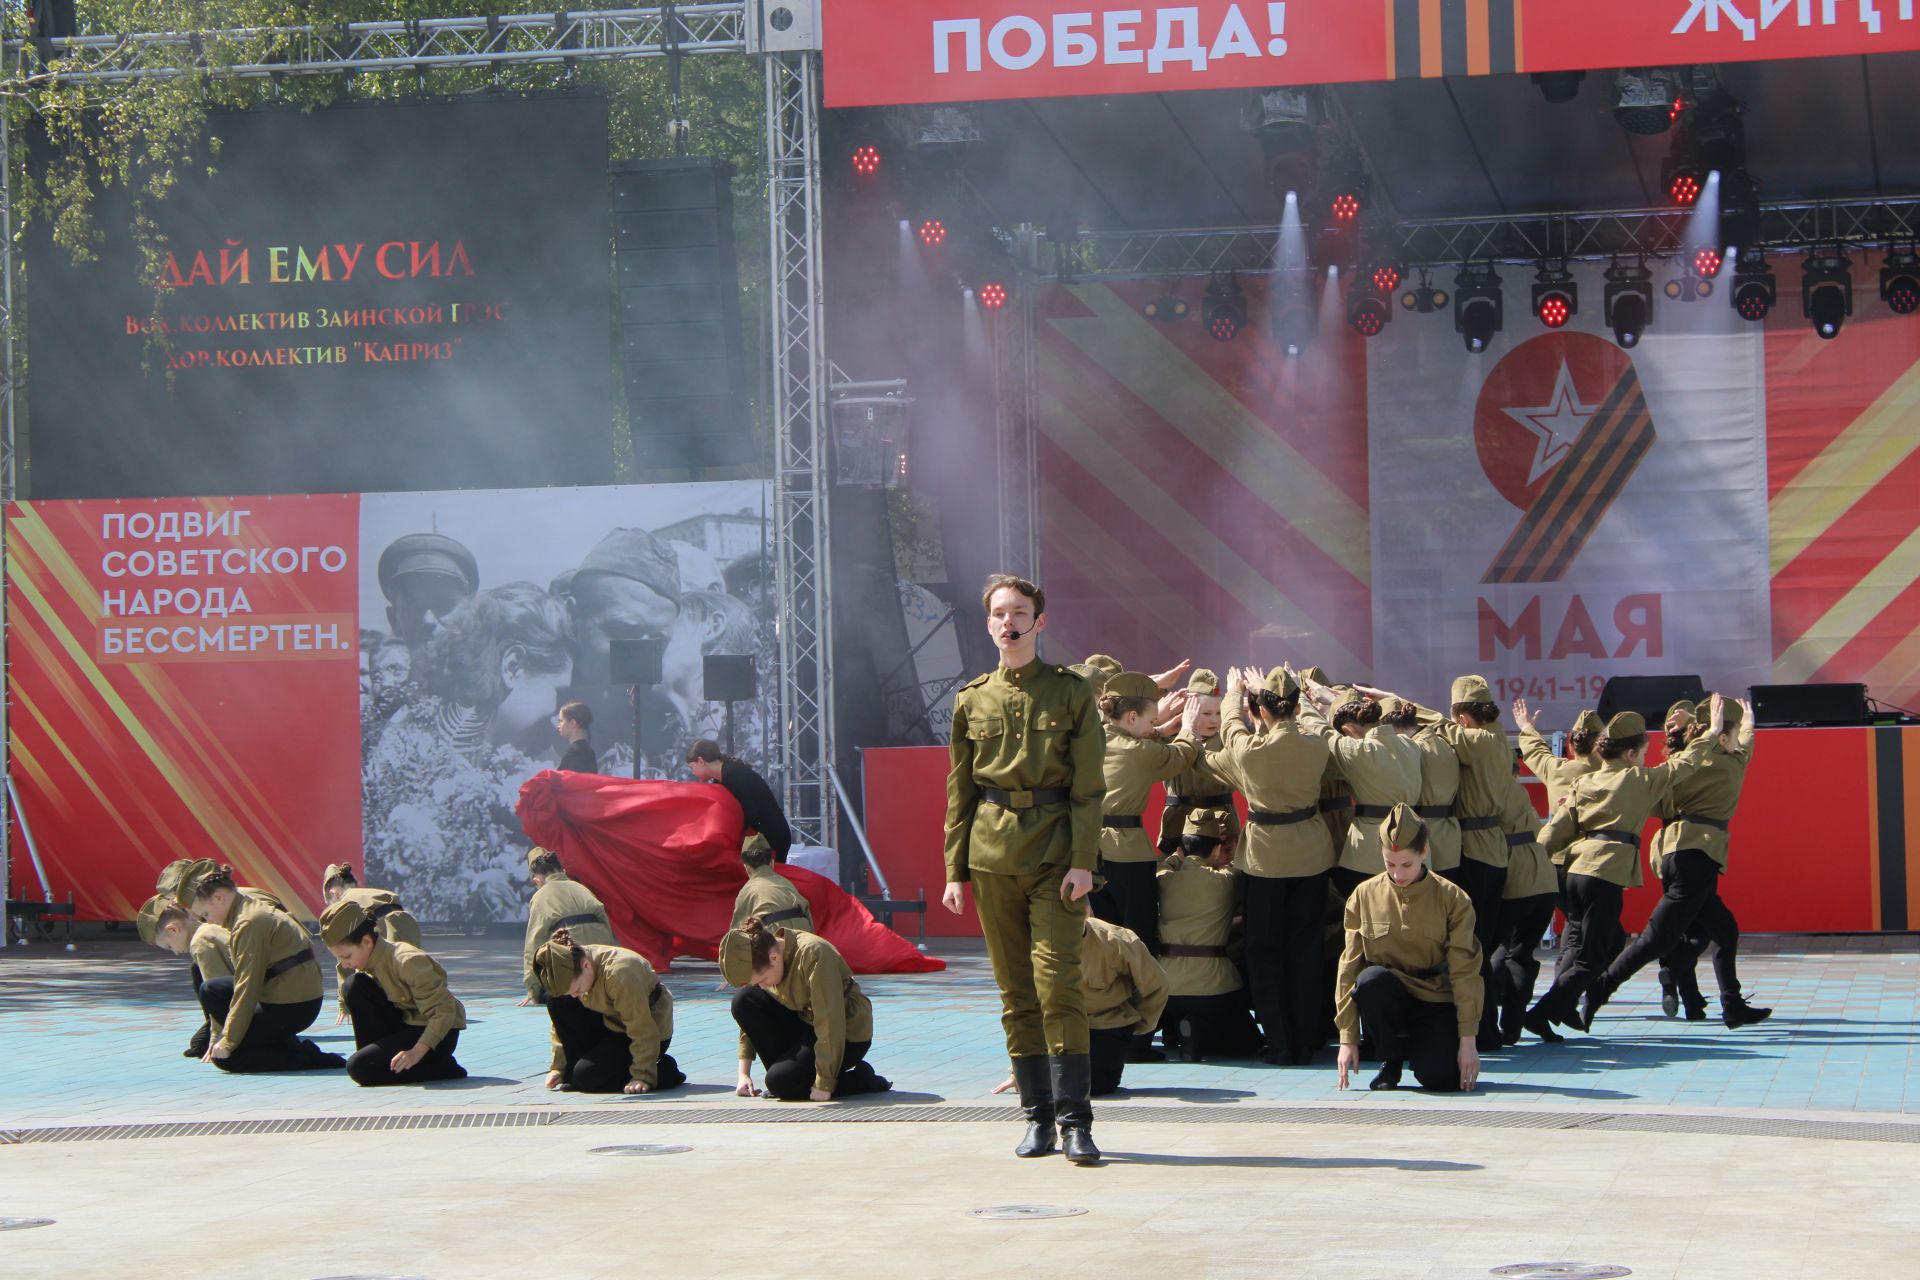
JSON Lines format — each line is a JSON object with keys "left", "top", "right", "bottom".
{"left": 969, "top": 1205, "right": 1088, "bottom": 1221}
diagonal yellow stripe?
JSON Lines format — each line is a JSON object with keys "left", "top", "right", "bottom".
{"left": 1040, "top": 478, "right": 1238, "bottom": 661}
{"left": 1769, "top": 360, "right": 1920, "bottom": 576}
{"left": 1037, "top": 386, "right": 1370, "bottom": 678}
{"left": 1774, "top": 526, "right": 1920, "bottom": 682}
{"left": 1864, "top": 627, "right": 1920, "bottom": 711}
{"left": 1046, "top": 285, "right": 1371, "bottom": 583}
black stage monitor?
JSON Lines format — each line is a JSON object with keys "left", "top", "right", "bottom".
{"left": 609, "top": 637, "right": 666, "bottom": 687}
{"left": 1750, "top": 683, "right": 1869, "bottom": 727}
{"left": 1596, "top": 674, "right": 1706, "bottom": 725}
{"left": 702, "top": 654, "right": 758, "bottom": 702}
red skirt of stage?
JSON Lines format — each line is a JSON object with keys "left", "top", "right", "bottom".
{"left": 517, "top": 769, "right": 944, "bottom": 974}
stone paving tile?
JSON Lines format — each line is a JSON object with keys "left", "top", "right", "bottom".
{"left": 1, "top": 933, "right": 1916, "bottom": 1128}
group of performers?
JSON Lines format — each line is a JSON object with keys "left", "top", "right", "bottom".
{"left": 127, "top": 569, "right": 1770, "bottom": 1171}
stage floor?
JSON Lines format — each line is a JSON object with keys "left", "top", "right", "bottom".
{"left": 2, "top": 935, "right": 1915, "bottom": 1278}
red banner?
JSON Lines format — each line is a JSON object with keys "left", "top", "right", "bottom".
{"left": 823, "top": 0, "right": 1920, "bottom": 108}
{"left": 7, "top": 495, "right": 362, "bottom": 921}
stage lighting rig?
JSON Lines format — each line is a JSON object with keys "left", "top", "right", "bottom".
{"left": 1204, "top": 272, "right": 1248, "bottom": 342}
{"left": 1881, "top": 246, "right": 1920, "bottom": 316}
{"left": 1371, "top": 263, "right": 1403, "bottom": 295}
{"left": 1454, "top": 264, "right": 1503, "bottom": 354}
{"left": 916, "top": 218, "right": 948, "bottom": 249}
{"left": 1730, "top": 250, "right": 1776, "bottom": 322}
{"left": 1142, "top": 295, "right": 1191, "bottom": 322}
{"left": 1532, "top": 262, "right": 1577, "bottom": 330}
{"left": 851, "top": 145, "right": 882, "bottom": 178}
{"left": 978, "top": 282, "right": 1008, "bottom": 311}
{"left": 1664, "top": 267, "right": 1714, "bottom": 303}
{"left": 1802, "top": 247, "right": 1852, "bottom": 340}
{"left": 1612, "top": 68, "right": 1680, "bottom": 135}
{"left": 1347, "top": 277, "right": 1391, "bottom": 338}
{"left": 1531, "top": 70, "right": 1586, "bottom": 104}
{"left": 1276, "top": 298, "right": 1317, "bottom": 356}
{"left": 1400, "top": 270, "right": 1448, "bottom": 315}
{"left": 1604, "top": 259, "right": 1654, "bottom": 349}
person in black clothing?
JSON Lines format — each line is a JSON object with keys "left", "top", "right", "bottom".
{"left": 688, "top": 739, "right": 792, "bottom": 861}
{"left": 555, "top": 700, "right": 598, "bottom": 774}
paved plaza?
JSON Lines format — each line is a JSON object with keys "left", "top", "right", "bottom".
{"left": 2, "top": 932, "right": 1915, "bottom": 1278}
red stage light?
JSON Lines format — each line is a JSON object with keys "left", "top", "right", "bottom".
{"left": 979, "top": 282, "right": 1007, "bottom": 311}
{"left": 851, "top": 145, "right": 882, "bottom": 177}
{"left": 1693, "top": 246, "right": 1724, "bottom": 278}
{"left": 1372, "top": 264, "right": 1402, "bottom": 293}
{"left": 1331, "top": 192, "right": 1362, "bottom": 224}
{"left": 1668, "top": 172, "right": 1701, "bottom": 207}
{"left": 1538, "top": 296, "right": 1571, "bottom": 328}
{"left": 917, "top": 219, "right": 946, "bottom": 248}
{"left": 1352, "top": 309, "right": 1384, "bottom": 338}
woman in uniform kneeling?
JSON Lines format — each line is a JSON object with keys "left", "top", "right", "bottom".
{"left": 320, "top": 899, "right": 468, "bottom": 1086}
{"left": 532, "top": 928, "right": 685, "bottom": 1095}
{"left": 1333, "top": 804, "right": 1484, "bottom": 1093}
{"left": 723, "top": 916, "right": 891, "bottom": 1101}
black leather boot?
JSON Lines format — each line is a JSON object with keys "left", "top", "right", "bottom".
{"left": 185, "top": 1022, "right": 211, "bottom": 1059}
{"left": 1051, "top": 1053, "right": 1101, "bottom": 1166}
{"left": 1658, "top": 969, "right": 1680, "bottom": 1018}
{"left": 1369, "top": 1060, "right": 1403, "bottom": 1091}
{"left": 1722, "top": 996, "right": 1773, "bottom": 1029}
{"left": 1010, "top": 1055, "right": 1056, "bottom": 1158}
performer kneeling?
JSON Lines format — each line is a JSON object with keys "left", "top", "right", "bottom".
{"left": 1082, "top": 912, "right": 1169, "bottom": 1095}
{"left": 320, "top": 899, "right": 468, "bottom": 1086}
{"left": 723, "top": 916, "right": 891, "bottom": 1101}
{"left": 1334, "top": 805, "right": 1484, "bottom": 1093}
{"left": 534, "top": 928, "right": 685, "bottom": 1095}
{"left": 180, "top": 859, "right": 343, "bottom": 1073}
{"left": 135, "top": 893, "right": 231, "bottom": 1059}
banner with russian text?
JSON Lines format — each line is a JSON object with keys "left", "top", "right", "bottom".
{"left": 823, "top": 0, "right": 1920, "bottom": 108}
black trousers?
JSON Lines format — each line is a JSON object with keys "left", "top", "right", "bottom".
{"left": 1533, "top": 873, "right": 1624, "bottom": 1023}
{"left": 731, "top": 985, "right": 876, "bottom": 1101}
{"left": 1243, "top": 872, "right": 1330, "bottom": 1064}
{"left": 1439, "top": 856, "right": 1506, "bottom": 1039}
{"left": 1489, "top": 893, "right": 1557, "bottom": 1032}
{"left": 1090, "top": 857, "right": 1160, "bottom": 954}
{"left": 1663, "top": 893, "right": 1746, "bottom": 1005}
{"left": 1160, "top": 991, "right": 1265, "bottom": 1058}
{"left": 1330, "top": 866, "right": 1372, "bottom": 900}
{"left": 548, "top": 993, "right": 684, "bottom": 1094}
{"left": 1352, "top": 966, "right": 1464, "bottom": 1092}
{"left": 197, "top": 979, "right": 329, "bottom": 1073}
{"left": 1600, "top": 849, "right": 1721, "bottom": 996}
{"left": 340, "top": 971, "right": 465, "bottom": 1087}
{"left": 1089, "top": 1025, "right": 1134, "bottom": 1096}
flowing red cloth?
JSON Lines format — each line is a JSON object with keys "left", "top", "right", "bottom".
{"left": 517, "top": 769, "right": 943, "bottom": 974}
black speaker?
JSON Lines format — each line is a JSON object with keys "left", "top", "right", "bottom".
{"left": 613, "top": 157, "right": 754, "bottom": 470}
{"left": 1596, "top": 674, "right": 1706, "bottom": 725}
{"left": 608, "top": 637, "right": 665, "bottom": 687}
{"left": 702, "top": 654, "right": 758, "bottom": 702}
{"left": 1750, "top": 682, "right": 1869, "bottom": 727}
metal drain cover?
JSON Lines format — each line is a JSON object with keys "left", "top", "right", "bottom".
{"left": 588, "top": 1143, "right": 691, "bottom": 1156}
{"left": 969, "top": 1204, "right": 1089, "bottom": 1221}
{"left": 1492, "top": 1266, "right": 1632, "bottom": 1279}
{"left": 0, "top": 1218, "right": 54, "bottom": 1231}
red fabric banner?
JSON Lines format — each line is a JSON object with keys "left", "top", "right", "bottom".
{"left": 516, "top": 769, "right": 944, "bottom": 974}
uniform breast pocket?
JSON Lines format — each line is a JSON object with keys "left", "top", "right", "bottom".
{"left": 967, "top": 715, "right": 1006, "bottom": 741}
{"left": 1031, "top": 711, "right": 1067, "bottom": 734}
{"left": 1362, "top": 921, "right": 1392, "bottom": 939}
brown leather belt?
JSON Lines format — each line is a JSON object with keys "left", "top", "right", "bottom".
{"left": 982, "top": 787, "right": 1071, "bottom": 810}
{"left": 1161, "top": 944, "right": 1229, "bottom": 958}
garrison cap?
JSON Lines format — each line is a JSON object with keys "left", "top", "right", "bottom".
{"left": 156, "top": 858, "right": 195, "bottom": 905}
{"left": 1695, "top": 696, "right": 1744, "bottom": 731}
{"left": 1184, "top": 807, "right": 1232, "bottom": 840}
{"left": 742, "top": 832, "right": 773, "bottom": 857}
{"left": 572, "top": 528, "right": 682, "bottom": 603}
{"left": 376, "top": 532, "right": 478, "bottom": 598}
{"left": 1377, "top": 695, "right": 1410, "bottom": 718}
{"left": 1186, "top": 668, "right": 1221, "bottom": 695}
{"left": 1666, "top": 700, "right": 1697, "bottom": 726}
{"left": 1605, "top": 711, "right": 1647, "bottom": 740}
{"left": 1082, "top": 653, "right": 1123, "bottom": 679}
{"left": 177, "top": 858, "right": 227, "bottom": 902}
{"left": 1299, "top": 666, "right": 1331, "bottom": 686}
{"left": 318, "top": 899, "right": 370, "bottom": 947}
{"left": 1263, "top": 667, "right": 1300, "bottom": 697}
{"left": 1068, "top": 663, "right": 1111, "bottom": 696}
{"left": 526, "top": 846, "right": 560, "bottom": 873}
{"left": 135, "top": 894, "right": 175, "bottom": 945}
{"left": 1383, "top": 802, "right": 1426, "bottom": 851}
{"left": 532, "top": 933, "right": 586, "bottom": 997}
{"left": 1572, "top": 710, "right": 1604, "bottom": 736}
{"left": 1105, "top": 671, "right": 1161, "bottom": 701}
{"left": 1450, "top": 674, "right": 1494, "bottom": 705}
{"left": 321, "top": 862, "right": 354, "bottom": 887}
{"left": 718, "top": 929, "right": 755, "bottom": 987}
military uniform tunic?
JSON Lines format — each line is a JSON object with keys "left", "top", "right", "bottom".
{"left": 1333, "top": 871, "right": 1485, "bottom": 1044}
{"left": 360, "top": 937, "right": 467, "bottom": 1052}
{"left": 736, "top": 931, "right": 874, "bottom": 1095}
{"left": 1081, "top": 916, "right": 1169, "bottom": 1033}
{"left": 1518, "top": 726, "right": 1599, "bottom": 865}
{"left": 1540, "top": 760, "right": 1675, "bottom": 888}
{"left": 1100, "top": 729, "right": 1201, "bottom": 862}
{"left": 1416, "top": 706, "right": 1512, "bottom": 869}
{"left": 190, "top": 922, "right": 234, "bottom": 1037}
{"left": 522, "top": 872, "right": 617, "bottom": 999}
{"left": 330, "top": 887, "right": 422, "bottom": 1016}
{"left": 731, "top": 864, "right": 815, "bottom": 932}
{"left": 1211, "top": 715, "right": 1335, "bottom": 878}
{"left": 1498, "top": 781, "right": 1557, "bottom": 901}
{"left": 1650, "top": 727, "right": 1750, "bottom": 871}
{"left": 216, "top": 894, "right": 323, "bottom": 1051}
{"left": 1154, "top": 855, "right": 1241, "bottom": 997}
{"left": 551, "top": 944, "right": 676, "bottom": 1088}
{"left": 1298, "top": 707, "right": 1423, "bottom": 876}
{"left": 1409, "top": 726, "right": 1464, "bottom": 873}
{"left": 1156, "top": 741, "right": 1239, "bottom": 852}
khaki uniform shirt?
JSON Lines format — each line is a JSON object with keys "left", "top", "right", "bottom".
{"left": 1212, "top": 715, "right": 1335, "bottom": 878}
{"left": 190, "top": 923, "right": 233, "bottom": 1036}
{"left": 1518, "top": 725, "right": 1600, "bottom": 812}
{"left": 1081, "top": 916, "right": 1170, "bottom": 1033}
{"left": 1498, "top": 778, "right": 1558, "bottom": 900}
{"left": 1408, "top": 726, "right": 1464, "bottom": 872}
{"left": 1100, "top": 728, "right": 1201, "bottom": 863}
{"left": 1156, "top": 740, "right": 1239, "bottom": 851}
{"left": 1334, "top": 870, "right": 1484, "bottom": 1044}
{"left": 1417, "top": 707, "right": 1512, "bottom": 869}
{"left": 552, "top": 944, "right": 676, "bottom": 1087}
{"left": 1650, "top": 729, "right": 1751, "bottom": 870}
{"left": 944, "top": 661, "right": 1106, "bottom": 881}
{"left": 1299, "top": 709, "right": 1423, "bottom": 875}
{"left": 1540, "top": 758, "right": 1676, "bottom": 887}
{"left": 731, "top": 864, "right": 815, "bottom": 932}
{"left": 217, "top": 894, "right": 323, "bottom": 1050}
{"left": 361, "top": 937, "right": 467, "bottom": 1051}
{"left": 523, "top": 873, "right": 617, "bottom": 999}
{"left": 737, "top": 931, "right": 874, "bottom": 1094}
{"left": 1155, "top": 855, "right": 1240, "bottom": 997}
{"left": 331, "top": 887, "right": 423, "bottom": 1015}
